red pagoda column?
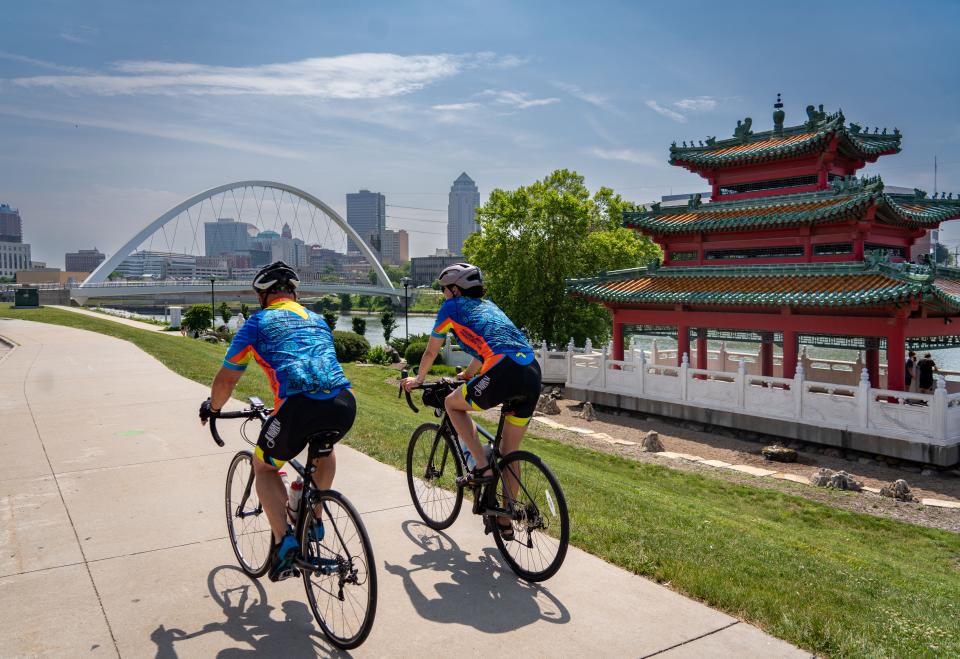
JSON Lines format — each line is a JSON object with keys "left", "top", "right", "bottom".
{"left": 612, "top": 318, "right": 625, "bottom": 361}
{"left": 677, "top": 323, "right": 690, "bottom": 366}
{"left": 886, "top": 321, "right": 906, "bottom": 392}
{"left": 865, "top": 339, "right": 880, "bottom": 388}
{"left": 782, "top": 330, "right": 798, "bottom": 379}
{"left": 695, "top": 328, "right": 708, "bottom": 370}
{"left": 760, "top": 332, "right": 774, "bottom": 377}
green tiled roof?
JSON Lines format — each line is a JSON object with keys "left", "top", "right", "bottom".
{"left": 670, "top": 111, "right": 901, "bottom": 169}
{"left": 624, "top": 178, "right": 960, "bottom": 235}
{"left": 566, "top": 260, "right": 960, "bottom": 310}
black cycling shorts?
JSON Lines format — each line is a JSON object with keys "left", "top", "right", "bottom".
{"left": 255, "top": 389, "right": 356, "bottom": 467}
{"left": 462, "top": 357, "right": 541, "bottom": 426}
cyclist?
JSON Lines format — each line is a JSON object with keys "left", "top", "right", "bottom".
{"left": 199, "top": 261, "right": 355, "bottom": 581}
{"left": 401, "top": 263, "right": 540, "bottom": 538}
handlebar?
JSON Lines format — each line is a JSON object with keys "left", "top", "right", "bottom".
{"left": 399, "top": 369, "right": 419, "bottom": 413}
{"left": 207, "top": 404, "right": 271, "bottom": 447}
{"left": 399, "top": 369, "right": 464, "bottom": 414}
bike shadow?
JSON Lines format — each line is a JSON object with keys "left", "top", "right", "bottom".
{"left": 384, "top": 519, "right": 571, "bottom": 633}
{"left": 149, "top": 565, "right": 351, "bottom": 659}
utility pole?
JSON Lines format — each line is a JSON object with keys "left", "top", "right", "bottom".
{"left": 210, "top": 278, "right": 216, "bottom": 330}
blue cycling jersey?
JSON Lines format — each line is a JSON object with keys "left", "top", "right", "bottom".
{"left": 223, "top": 299, "right": 350, "bottom": 407}
{"left": 431, "top": 296, "right": 534, "bottom": 372}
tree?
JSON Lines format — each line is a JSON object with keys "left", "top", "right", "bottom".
{"left": 322, "top": 310, "right": 339, "bottom": 330}
{"left": 368, "top": 269, "right": 378, "bottom": 285}
{"left": 182, "top": 305, "right": 213, "bottom": 335}
{"left": 239, "top": 303, "right": 251, "bottom": 319}
{"left": 352, "top": 316, "right": 367, "bottom": 335}
{"left": 219, "top": 302, "right": 232, "bottom": 325}
{"left": 357, "top": 295, "right": 371, "bottom": 310}
{"left": 381, "top": 308, "right": 398, "bottom": 344}
{"left": 463, "top": 169, "right": 660, "bottom": 346}
{"left": 338, "top": 293, "right": 353, "bottom": 312}
{"left": 107, "top": 271, "right": 123, "bottom": 281}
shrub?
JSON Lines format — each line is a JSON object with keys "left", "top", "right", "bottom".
{"left": 333, "top": 331, "right": 370, "bottom": 362}
{"left": 219, "top": 302, "right": 232, "bottom": 325}
{"left": 322, "top": 310, "right": 339, "bottom": 330}
{"left": 365, "top": 345, "right": 392, "bottom": 365}
{"left": 182, "top": 304, "right": 213, "bottom": 334}
{"left": 352, "top": 316, "right": 367, "bottom": 335}
{"left": 405, "top": 340, "right": 444, "bottom": 367}
{"left": 381, "top": 309, "right": 398, "bottom": 343}
{"left": 390, "top": 331, "right": 431, "bottom": 358}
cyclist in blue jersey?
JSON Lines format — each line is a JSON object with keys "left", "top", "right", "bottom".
{"left": 402, "top": 263, "right": 541, "bottom": 536}
{"left": 199, "top": 261, "right": 355, "bottom": 581}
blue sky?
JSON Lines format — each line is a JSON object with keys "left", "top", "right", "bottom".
{"left": 2, "top": 0, "right": 958, "bottom": 266}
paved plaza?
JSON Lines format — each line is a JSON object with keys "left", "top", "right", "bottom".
{"left": 0, "top": 318, "right": 807, "bottom": 657}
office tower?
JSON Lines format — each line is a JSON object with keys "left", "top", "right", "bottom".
{"left": 0, "top": 203, "right": 22, "bottom": 243}
{"left": 447, "top": 173, "right": 480, "bottom": 255}
{"left": 65, "top": 248, "right": 106, "bottom": 273}
{"left": 380, "top": 229, "right": 409, "bottom": 266}
{"left": 204, "top": 218, "right": 253, "bottom": 257}
{"left": 346, "top": 190, "right": 385, "bottom": 256}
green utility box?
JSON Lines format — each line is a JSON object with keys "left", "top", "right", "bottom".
{"left": 14, "top": 288, "right": 40, "bottom": 308}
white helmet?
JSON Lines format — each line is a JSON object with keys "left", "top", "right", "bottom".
{"left": 438, "top": 262, "right": 483, "bottom": 290}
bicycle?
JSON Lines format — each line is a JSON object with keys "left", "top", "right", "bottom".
{"left": 207, "top": 396, "right": 377, "bottom": 649}
{"left": 398, "top": 370, "right": 569, "bottom": 582}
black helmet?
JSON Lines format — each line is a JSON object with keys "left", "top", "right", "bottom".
{"left": 252, "top": 260, "right": 300, "bottom": 294}
{"left": 438, "top": 262, "right": 482, "bottom": 290}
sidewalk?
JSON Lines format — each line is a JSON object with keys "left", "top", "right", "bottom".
{"left": 0, "top": 318, "right": 808, "bottom": 658}
{"left": 48, "top": 305, "right": 172, "bottom": 333}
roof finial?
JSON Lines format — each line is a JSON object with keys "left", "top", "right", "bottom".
{"left": 773, "top": 92, "right": 785, "bottom": 134}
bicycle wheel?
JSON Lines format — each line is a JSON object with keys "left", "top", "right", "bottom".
{"left": 491, "top": 450, "right": 569, "bottom": 582}
{"left": 406, "top": 422, "right": 463, "bottom": 530}
{"left": 300, "top": 490, "right": 377, "bottom": 650}
{"left": 224, "top": 451, "right": 272, "bottom": 578}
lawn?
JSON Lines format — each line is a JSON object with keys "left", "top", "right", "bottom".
{"left": 2, "top": 305, "right": 959, "bottom": 657}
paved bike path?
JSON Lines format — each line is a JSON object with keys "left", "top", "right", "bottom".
{"left": 0, "top": 318, "right": 807, "bottom": 658}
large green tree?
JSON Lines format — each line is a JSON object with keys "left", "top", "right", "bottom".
{"left": 463, "top": 169, "right": 660, "bottom": 346}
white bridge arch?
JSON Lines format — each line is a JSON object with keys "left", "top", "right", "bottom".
{"left": 80, "top": 180, "right": 396, "bottom": 293}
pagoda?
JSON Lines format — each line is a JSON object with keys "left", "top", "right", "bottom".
{"left": 568, "top": 97, "right": 960, "bottom": 391}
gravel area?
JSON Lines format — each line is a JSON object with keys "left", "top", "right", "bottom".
{"left": 478, "top": 396, "right": 960, "bottom": 534}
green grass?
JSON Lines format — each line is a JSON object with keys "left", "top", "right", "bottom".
{"left": 3, "top": 305, "right": 959, "bottom": 657}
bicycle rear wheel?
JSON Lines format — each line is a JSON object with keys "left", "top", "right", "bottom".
{"left": 224, "top": 451, "right": 272, "bottom": 578}
{"left": 491, "top": 450, "right": 569, "bottom": 582}
{"left": 406, "top": 422, "right": 463, "bottom": 530}
{"left": 300, "top": 490, "right": 377, "bottom": 650}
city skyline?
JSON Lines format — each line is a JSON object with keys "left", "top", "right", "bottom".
{"left": 0, "top": 1, "right": 958, "bottom": 268}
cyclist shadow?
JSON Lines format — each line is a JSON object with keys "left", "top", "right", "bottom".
{"left": 149, "top": 565, "right": 351, "bottom": 659}
{"left": 384, "top": 519, "right": 571, "bottom": 633}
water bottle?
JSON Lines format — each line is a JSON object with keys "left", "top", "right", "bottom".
{"left": 287, "top": 478, "right": 304, "bottom": 516}
{"left": 279, "top": 471, "right": 291, "bottom": 496}
{"left": 460, "top": 438, "right": 476, "bottom": 471}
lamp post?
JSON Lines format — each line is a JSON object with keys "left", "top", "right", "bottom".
{"left": 210, "top": 277, "right": 216, "bottom": 330}
{"left": 400, "top": 277, "right": 411, "bottom": 340}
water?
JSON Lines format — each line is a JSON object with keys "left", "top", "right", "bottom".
{"left": 329, "top": 313, "right": 436, "bottom": 346}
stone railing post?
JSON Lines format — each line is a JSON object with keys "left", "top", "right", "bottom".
{"left": 443, "top": 334, "right": 452, "bottom": 363}
{"left": 565, "top": 340, "right": 574, "bottom": 386}
{"left": 719, "top": 341, "right": 728, "bottom": 371}
{"left": 793, "top": 360, "right": 805, "bottom": 418}
{"left": 637, "top": 348, "right": 646, "bottom": 395}
{"left": 737, "top": 358, "right": 746, "bottom": 408}
{"left": 651, "top": 338, "right": 658, "bottom": 364}
{"left": 857, "top": 367, "right": 870, "bottom": 430}
{"left": 540, "top": 340, "right": 548, "bottom": 366}
{"left": 933, "top": 375, "right": 948, "bottom": 440}
{"left": 599, "top": 344, "right": 608, "bottom": 390}
{"left": 680, "top": 352, "right": 689, "bottom": 401}
{"left": 585, "top": 338, "right": 593, "bottom": 354}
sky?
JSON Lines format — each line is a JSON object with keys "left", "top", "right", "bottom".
{"left": 1, "top": 0, "right": 959, "bottom": 267}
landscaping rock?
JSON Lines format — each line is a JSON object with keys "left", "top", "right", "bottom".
{"left": 920, "top": 468, "right": 936, "bottom": 477}
{"left": 550, "top": 387, "right": 563, "bottom": 400}
{"left": 810, "top": 468, "right": 834, "bottom": 487}
{"left": 879, "top": 479, "right": 917, "bottom": 502}
{"left": 810, "top": 468, "right": 863, "bottom": 491}
{"left": 535, "top": 394, "right": 560, "bottom": 415}
{"left": 640, "top": 431, "right": 664, "bottom": 453}
{"left": 761, "top": 444, "right": 797, "bottom": 463}
{"left": 577, "top": 402, "right": 597, "bottom": 422}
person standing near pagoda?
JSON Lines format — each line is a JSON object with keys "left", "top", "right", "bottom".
{"left": 905, "top": 351, "right": 917, "bottom": 392}
{"left": 916, "top": 353, "right": 939, "bottom": 394}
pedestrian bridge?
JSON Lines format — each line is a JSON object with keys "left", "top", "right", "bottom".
{"left": 68, "top": 279, "right": 401, "bottom": 304}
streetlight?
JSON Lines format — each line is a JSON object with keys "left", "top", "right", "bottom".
{"left": 210, "top": 277, "right": 216, "bottom": 330}
{"left": 400, "top": 277, "right": 411, "bottom": 340}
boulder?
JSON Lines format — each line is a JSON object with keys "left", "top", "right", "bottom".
{"left": 879, "top": 479, "right": 917, "bottom": 502}
{"left": 577, "top": 402, "right": 597, "bottom": 422}
{"left": 761, "top": 444, "right": 797, "bottom": 463}
{"left": 535, "top": 394, "right": 560, "bottom": 415}
{"left": 640, "top": 431, "right": 664, "bottom": 453}
{"left": 810, "top": 468, "right": 863, "bottom": 491}
{"left": 810, "top": 468, "right": 834, "bottom": 487}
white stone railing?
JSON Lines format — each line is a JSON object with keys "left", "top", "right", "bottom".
{"left": 534, "top": 344, "right": 960, "bottom": 445}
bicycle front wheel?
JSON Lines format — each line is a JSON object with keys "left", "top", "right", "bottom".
{"left": 224, "top": 451, "right": 272, "bottom": 578}
{"left": 492, "top": 450, "right": 569, "bottom": 582}
{"left": 406, "top": 422, "right": 463, "bottom": 530}
{"left": 300, "top": 490, "right": 377, "bottom": 650}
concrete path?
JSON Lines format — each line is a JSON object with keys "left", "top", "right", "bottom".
{"left": 0, "top": 318, "right": 808, "bottom": 658}
{"left": 48, "top": 305, "right": 171, "bottom": 333}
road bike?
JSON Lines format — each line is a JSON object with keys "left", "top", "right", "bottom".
{"left": 399, "top": 371, "right": 569, "bottom": 582}
{"left": 208, "top": 397, "right": 377, "bottom": 649}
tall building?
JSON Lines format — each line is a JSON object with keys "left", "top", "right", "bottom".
{"left": 204, "top": 218, "right": 253, "bottom": 257}
{"left": 0, "top": 204, "right": 22, "bottom": 243}
{"left": 0, "top": 242, "right": 31, "bottom": 278}
{"left": 447, "top": 173, "right": 480, "bottom": 255}
{"left": 346, "top": 190, "right": 385, "bottom": 256}
{"left": 380, "top": 229, "right": 409, "bottom": 266}
{"left": 65, "top": 248, "right": 105, "bottom": 273}
{"left": 116, "top": 250, "right": 192, "bottom": 279}
{"left": 410, "top": 254, "right": 463, "bottom": 287}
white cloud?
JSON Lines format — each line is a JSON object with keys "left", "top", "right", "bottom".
{"left": 60, "top": 25, "right": 99, "bottom": 45}
{"left": 674, "top": 96, "right": 717, "bottom": 112}
{"left": 554, "top": 82, "right": 613, "bottom": 111}
{"left": 431, "top": 102, "right": 482, "bottom": 112}
{"left": 12, "top": 52, "right": 517, "bottom": 99}
{"left": 645, "top": 100, "right": 686, "bottom": 123}
{"left": 586, "top": 147, "right": 660, "bottom": 167}
{"left": 480, "top": 89, "right": 560, "bottom": 109}
{"left": 0, "top": 50, "right": 89, "bottom": 74}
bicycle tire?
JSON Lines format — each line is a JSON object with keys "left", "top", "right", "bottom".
{"left": 300, "top": 490, "right": 377, "bottom": 650}
{"left": 406, "top": 422, "right": 464, "bottom": 530}
{"left": 491, "top": 450, "right": 569, "bottom": 582}
{"left": 224, "top": 451, "right": 272, "bottom": 578}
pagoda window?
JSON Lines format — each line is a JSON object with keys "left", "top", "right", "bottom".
{"left": 813, "top": 243, "right": 854, "bottom": 256}
{"left": 718, "top": 174, "right": 822, "bottom": 196}
{"left": 669, "top": 251, "right": 697, "bottom": 262}
{"left": 864, "top": 244, "right": 906, "bottom": 259}
{"left": 704, "top": 245, "right": 804, "bottom": 260}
